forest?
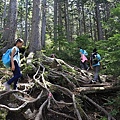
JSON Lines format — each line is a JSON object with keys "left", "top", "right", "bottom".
{"left": 0, "top": 0, "right": 120, "bottom": 120}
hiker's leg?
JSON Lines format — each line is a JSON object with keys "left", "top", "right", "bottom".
{"left": 80, "top": 61, "right": 84, "bottom": 70}
{"left": 98, "top": 75, "right": 102, "bottom": 83}
{"left": 7, "top": 61, "right": 22, "bottom": 89}
{"left": 84, "top": 61, "right": 88, "bottom": 70}
{"left": 14, "top": 79, "right": 19, "bottom": 90}
{"left": 93, "top": 66, "right": 100, "bottom": 82}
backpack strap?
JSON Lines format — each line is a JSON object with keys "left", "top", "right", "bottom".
{"left": 13, "top": 51, "right": 18, "bottom": 57}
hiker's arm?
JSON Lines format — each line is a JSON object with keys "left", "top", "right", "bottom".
{"left": 90, "top": 57, "right": 93, "bottom": 69}
{"left": 90, "top": 62, "right": 93, "bottom": 69}
{"left": 11, "top": 48, "right": 16, "bottom": 71}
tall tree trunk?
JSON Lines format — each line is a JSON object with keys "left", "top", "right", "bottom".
{"left": 89, "top": 14, "right": 93, "bottom": 40}
{"left": 58, "top": 1, "right": 63, "bottom": 37}
{"left": 81, "top": 1, "right": 86, "bottom": 34}
{"left": 1, "top": 0, "right": 18, "bottom": 50}
{"left": 95, "top": 1, "right": 104, "bottom": 40}
{"left": 41, "top": 0, "right": 47, "bottom": 48}
{"left": 2, "top": 0, "right": 7, "bottom": 28}
{"left": 105, "top": 1, "right": 110, "bottom": 40}
{"left": 77, "top": 0, "right": 82, "bottom": 35}
{"left": 64, "top": 0, "right": 70, "bottom": 42}
{"left": 58, "top": 1, "right": 62, "bottom": 50}
{"left": 54, "top": 0, "right": 58, "bottom": 41}
{"left": 29, "top": 0, "right": 42, "bottom": 52}
{"left": 69, "top": 2, "right": 74, "bottom": 41}
{"left": 25, "top": 0, "right": 28, "bottom": 45}
{"left": 19, "top": 0, "right": 23, "bottom": 38}
{"left": 93, "top": 12, "right": 97, "bottom": 42}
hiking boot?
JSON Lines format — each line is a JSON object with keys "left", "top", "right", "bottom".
{"left": 92, "top": 80, "right": 96, "bottom": 84}
{"left": 89, "top": 80, "right": 96, "bottom": 84}
{"left": 3, "top": 82, "right": 10, "bottom": 91}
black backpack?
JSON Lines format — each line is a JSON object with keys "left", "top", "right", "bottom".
{"left": 90, "top": 52, "right": 99, "bottom": 65}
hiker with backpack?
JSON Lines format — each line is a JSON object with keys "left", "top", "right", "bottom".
{"left": 2, "top": 38, "right": 24, "bottom": 91}
{"left": 79, "top": 47, "right": 89, "bottom": 70}
{"left": 89, "top": 48, "right": 102, "bottom": 83}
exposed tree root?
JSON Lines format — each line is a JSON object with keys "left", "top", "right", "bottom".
{"left": 82, "top": 95, "right": 116, "bottom": 120}
{"left": 0, "top": 52, "right": 118, "bottom": 120}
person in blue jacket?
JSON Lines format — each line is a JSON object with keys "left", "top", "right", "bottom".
{"left": 90, "top": 48, "right": 102, "bottom": 83}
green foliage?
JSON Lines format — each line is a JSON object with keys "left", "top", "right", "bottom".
{"left": 99, "top": 117, "right": 107, "bottom": 120}
{"left": 106, "top": 4, "right": 120, "bottom": 36}
{"left": 0, "top": 109, "right": 7, "bottom": 120}
{"left": 22, "top": 64, "right": 35, "bottom": 77}
{"left": 45, "top": 33, "right": 120, "bottom": 77}
{"left": 45, "top": 34, "right": 92, "bottom": 67}
{"left": 95, "top": 34, "right": 120, "bottom": 76}
{"left": 62, "top": 65, "right": 76, "bottom": 73}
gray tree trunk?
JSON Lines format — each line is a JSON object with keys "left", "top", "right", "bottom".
{"left": 64, "top": 0, "right": 70, "bottom": 42}
{"left": 77, "top": 0, "right": 82, "bottom": 35}
{"left": 93, "top": 12, "right": 97, "bottom": 41}
{"left": 81, "top": 1, "right": 86, "bottom": 34}
{"left": 25, "top": 0, "right": 28, "bottom": 45}
{"left": 2, "top": 0, "right": 7, "bottom": 28}
{"left": 29, "top": 0, "right": 42, "bottom": 53}
{"left": 41, "top": 0, "right": 47, "bottom": 48}
{"left": 58, "top": 1, "right": 63, "bottom": 37}
{"left": 54, "top": 0, "right": 58, "bottom": 41}
{"left": 105, "top": 1, "right": 110, "bottom": 40}
{"left": 95, "top": 2, "right": 104, "bottom": 40}
{"left": 1, "top": 0, "right": 18, "bottom": 50}
{"left": 89, "top": 14, "right": 93, "bottom": 40}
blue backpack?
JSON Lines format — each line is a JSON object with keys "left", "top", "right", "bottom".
{"left": 83, "top": 50, "right": 88, "bottom": 56}
{"left": 2, "top": 49, "right": 18, "bottom": 68}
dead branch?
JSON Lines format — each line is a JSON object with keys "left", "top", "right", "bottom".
{"left": 50, "top": 70, "right": 76, "bottom": 88}
{"left": 47, "top": 95, "right": 76, "bottom": 120}
{"left": 72, "top": 94, "right": 82, "bottom": 120}
{"left": 0, "top": 91, "right": 43, "bottom": 112}
{"left": 0, "top": 90, "right": 30, "bottom": 99}
{"left": 75, "top": 86, "right": 120, "bottom": 94}
{"left": 35, "top": 99, "right": 48, "bottom": 120}
{"left": 83, "top": 95, "right": 116, "bottom": 120}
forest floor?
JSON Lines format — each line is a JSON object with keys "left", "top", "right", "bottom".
{"left": 0, "top": 55, "right": 119, "bottom": 120}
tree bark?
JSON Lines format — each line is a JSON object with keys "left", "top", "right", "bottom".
{"left": 2, "top": 0, "right": 7, "bottom": 28}
{"left": 25, "top": 0, "right": 28, "bottom": 45}
{"left": 29, "top": 0, "right": 42, "bottom": 52}
{"left": 77, "top": 0, "right": 82, "bottom": 35}
{"left": 95, "top": 1, "right": 104, "bottom": 40}
{"left": 1, "top": 0, "right": 18, "bottom": 51}
{"left": 104, "top": 1, "right": 110, "bottom": 40}
{"left": 41, "top": 0, "right": 47, "bottom": 48}
{"left": 64, "top": 0, "right": 70, "bottom": 42}
{"left": 81, "top": 1, "right": 86, "bottom": 34}
{"left": 54, "top": 0, "right": 58, "bottom": 41}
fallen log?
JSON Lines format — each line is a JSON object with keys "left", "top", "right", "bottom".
{"left": 75, "top": 86, "right": 120, "bottom": 94}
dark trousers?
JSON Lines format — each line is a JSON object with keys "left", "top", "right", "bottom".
{"left": 7, "top": 61, "right": 22, "bottom": 89}
{"left": 93, "top": 65, "right": 101, "bottom": 82}
{"left": 80, "top": 61, "right": 88, "bottom": 70}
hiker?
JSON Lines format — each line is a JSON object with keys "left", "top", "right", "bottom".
{"left": 3, "top": 38, "right": 24, "bottom": 91}
{"left": 89, "top": 48, "right": 102, "bottom": 83}
{"left": 79, "top": 47, "right": 89, "bottom": 70}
